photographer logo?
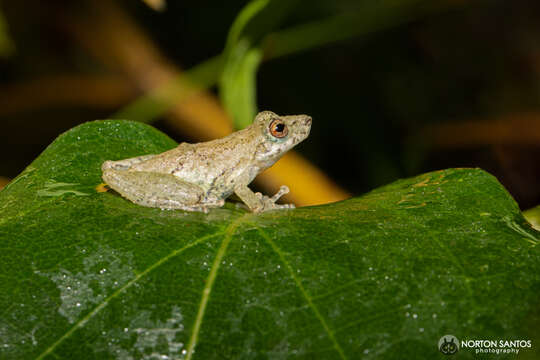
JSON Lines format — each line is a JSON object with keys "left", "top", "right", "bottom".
{"left": 438, "top": 335, "right": 459, "bottom": 355}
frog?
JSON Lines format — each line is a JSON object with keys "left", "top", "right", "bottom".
{"left": 101, "top": 111, "right": 312, "bottom": 213}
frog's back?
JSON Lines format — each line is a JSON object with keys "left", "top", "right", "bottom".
{"left": 131, "top": 134, "right": 258, "bottom": 191}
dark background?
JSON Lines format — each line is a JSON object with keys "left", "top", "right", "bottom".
{"left": 1, "top": 0, "right": 539, "bottom": 209}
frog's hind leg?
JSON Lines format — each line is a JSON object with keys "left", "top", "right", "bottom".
{"left": 102, "top": 169, "right": 212, "bottom": 212}
{"left": 102, "top": 154, "right": 156, "bottom": 171}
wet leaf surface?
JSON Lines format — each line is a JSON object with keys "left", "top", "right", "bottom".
{"left": 1, "top": 120, "right": 539, "bottom": 359}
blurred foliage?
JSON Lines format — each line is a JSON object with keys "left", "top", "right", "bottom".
{"left": 0, "top": 0, "right": 540, "bottom": 208}
{"left": 0, "top": 176, "right": 9, "bottom": 190}
{"left": 140, "top": 0, "right": 166, "bottom": 12}
{"left": 118, "top": 0, "right": 450, "bottom": 128}
{"left": 219, "top": 0, "right": 270, "bottom": 129}
{"left": 0, "top": 7, "right": 13, "bottom": 57}
{"left": 524, "top": 205, "right": 540, "bottom": 230}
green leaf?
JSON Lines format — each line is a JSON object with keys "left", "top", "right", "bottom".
{"left": 219, "top": 0, "right": 270, "bottom": 130}
{"left": 1, "top": 121, "right": 540, "bottom": 359}
{"left": 223, "top": 0, "right": 270, "bottom": 50}
{"left": 220, "top": 0, "right": 303, "bottom": 129}
{"left": 220, "top": 40, "right": 262, "bottom": 129}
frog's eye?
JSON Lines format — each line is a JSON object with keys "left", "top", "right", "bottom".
{"left": 269, "top": 119, "right": 288, "bottom": 138}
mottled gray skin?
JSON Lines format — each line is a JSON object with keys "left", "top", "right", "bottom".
{"left": 102, "top": 111, "right": 312, "bottom": 213}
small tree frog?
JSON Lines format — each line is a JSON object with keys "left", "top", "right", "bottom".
{"left": 102, "top": 111, "right": 312, "bottom": 213}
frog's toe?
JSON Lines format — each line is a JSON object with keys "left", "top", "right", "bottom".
{"left": 275, "top": 203, "right": 295, "bottom": 209}
{"left": 258, "top": 201, "right": 295, "bottom": 212}
{"left": 270, "top": 185, "right": 290, "bottom": 202}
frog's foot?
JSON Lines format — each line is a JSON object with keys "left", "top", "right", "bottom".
{"left": 156, "top": 199, "right": 225, "bottom": 213}
{"left": 270, "top": 185, "right": 290, "bottom": 203}
{"left": 200, "top": 199, "right": 225, "bottom": 213}
{"left": 156, "top": 200, "right": 221, "bottom": 213}
{"left": 253, "top": 185, "right": 295, "bottom": 213}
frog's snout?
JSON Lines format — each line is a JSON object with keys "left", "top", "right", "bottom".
{"left": 304, "top": 116, "right": 312, "bottom": 126}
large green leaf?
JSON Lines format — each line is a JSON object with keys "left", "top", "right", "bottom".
{"left": 1, "top": 121, "right": 539, "bottom": 360}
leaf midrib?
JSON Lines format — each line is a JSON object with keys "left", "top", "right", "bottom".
{"left": 185, "top": 214, "right": 248, "bottom": 359}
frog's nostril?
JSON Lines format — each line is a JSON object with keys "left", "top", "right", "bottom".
{"left": 304, "top": 116, "right": 312, "bottom": 125}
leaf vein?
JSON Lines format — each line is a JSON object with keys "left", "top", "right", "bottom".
{"left": 253, "top": 224, "right": 347, "bottom": 360}
{"left": 185, "top": 215, "right": 248, "bottom": 360}
{"left": 34, "top": 230, "right": 224, "bottom": 360}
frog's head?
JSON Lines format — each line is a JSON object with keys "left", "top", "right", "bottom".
{"left": 252, "top": 110, "right": 312, "bottom": 163}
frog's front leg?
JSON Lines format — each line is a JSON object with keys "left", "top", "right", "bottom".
{"left": 234, "top": 183, "right": 295, "bottom": 213}
{"left": 102, "top": 168, "right": 220, "bottom": 212}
